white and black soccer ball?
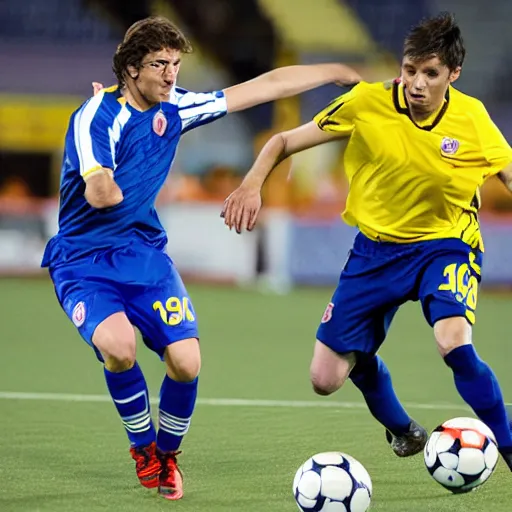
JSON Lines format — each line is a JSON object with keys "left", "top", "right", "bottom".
{"left": 424, "top": 417, "right": 499, "bottom": 494}
{"left": 293, "top": 452, "right": 372, "bottom": 512}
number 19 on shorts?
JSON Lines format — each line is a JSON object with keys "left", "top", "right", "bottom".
{"left": 438, "top": 261, "right": 478, "bottom": 323}
{"left": 153, "top": 297, "right": 195, "bottom": 326}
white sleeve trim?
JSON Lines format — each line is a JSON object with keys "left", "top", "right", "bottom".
{"left": 174, "top": 89, "right": 228, "bottom": 134}
{"left": 74, "top": 92, "right": 107, "bottom": 176}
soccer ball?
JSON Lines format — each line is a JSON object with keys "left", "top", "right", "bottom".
{"left": 293, "top": 452, "right": 372, "bottom": 512}
{"left": 424, "top": 417, "right": 499, "bottom": 493}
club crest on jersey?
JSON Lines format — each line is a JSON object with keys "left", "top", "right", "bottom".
{"left": 152, "top": 110, "right": 167, "bottom": 136}
{"left": 321, "top": 302, "right": 334, "bottom": 323}
{"left": 440, "top": 137, "right": 459, "bottom": 155}
{"left": 72, "top": 301, "right": 86, "bottom": 327}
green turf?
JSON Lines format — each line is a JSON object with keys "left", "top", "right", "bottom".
{"left": 0, "top": 278, "right": 511, "bottom": 511}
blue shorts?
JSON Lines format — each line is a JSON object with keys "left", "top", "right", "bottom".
{"left": 50, "top": 242, "right": 198, "bottom": 361}
{"left": 316, "top": 232, "right": 482, "bottom": 356}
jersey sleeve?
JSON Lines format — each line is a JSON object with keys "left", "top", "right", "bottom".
{"left": 313, "top": 83, "right": 363, "bottom": 135}
{"left": 74, "top": 92, "right": 115, "bottom": 180}
{"left": 473, "top": 101, "right": 512, "bottom": 177}
{"left": 173, "top": 87, "right": 228, "bottom": 134}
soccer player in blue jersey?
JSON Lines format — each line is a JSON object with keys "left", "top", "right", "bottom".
{"left": 41, "top": 16, "right": 361, "bottom": 500}
{"left": 222, "top": 13, "right": 512, "bottom": 471}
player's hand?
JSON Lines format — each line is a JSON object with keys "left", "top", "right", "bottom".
{"left": 92, "top": 82, "right": 104, "bottom": 95}
{"left": 221, "top": 184, "right": 262, "bottom": 234}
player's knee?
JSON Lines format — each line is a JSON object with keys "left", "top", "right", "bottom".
{"left": 310, "top": 342, "right": 355, "bottom": 396}
{"left": 167, "top": 359, "right": 200, "bottom": 382}
{"left": 92, "top": 313, "right": 137, "bottom": 372}
{"left": 433, "top": 317, "right": 472, "bottom": 358}
{"left": 104, "top": 353, "right": 136, "bottom": 372}
{"left": 164, "top": 338, "right": 201, "bottom": 382}
{"left": 311, "top": 374, "right": 340, "bottom": 396}
{"left": 101, "top": 340, "right": 137, "bottom": 372}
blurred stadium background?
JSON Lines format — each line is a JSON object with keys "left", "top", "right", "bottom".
{"left": 2, "top": 2, "right": 512, "bottom": 511}
{"left": 2, "top": 0, "right": 512, "bottom": 288}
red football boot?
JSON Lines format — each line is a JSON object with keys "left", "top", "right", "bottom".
{"left": 130, "top": 442, "right": 161, "bottom": 488}
{"left": 157, "top": 450, "right": 184, "bottom": 500}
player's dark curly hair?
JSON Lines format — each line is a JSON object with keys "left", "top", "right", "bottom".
{"left": 404, "top": 12, "right": 465, "bottom": 71}
{"left": 113, "top": 16, "right": 193, "bottom": 87}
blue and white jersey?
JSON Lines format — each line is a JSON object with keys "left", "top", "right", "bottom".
{"left": 42, "top": 85, "right": 227, "bottom": 268}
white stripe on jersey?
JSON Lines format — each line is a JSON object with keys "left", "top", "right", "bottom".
{"left": 74, "top": 92, "right": 131, "bottom": 176}
{"left": 74, "top": 91, "right": 106, "bottom": 176}
{"left": 108, "top": 105, "right": 131, "bottom": 171}
{"left": 171, "top": 88, "right": 228, "bottom": 134}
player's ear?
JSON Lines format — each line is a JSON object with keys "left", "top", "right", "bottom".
{"left": 449, "top": 67, "right": 461, "bottom": 83}
{"left": 126, "top": 65, "right": 139, "bottom": 81}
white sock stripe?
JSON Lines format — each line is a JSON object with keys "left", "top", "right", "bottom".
{"left": 122, "top": 408, "right": 151, "bottom": 423}
{"left": 158, "top": 409, "right": 191, "bottom": 436}
{"left": 124, "top": 426, "right": 152, "bottom": 433}
{"left": 159, "top": 417, "right": 190, "bottom": 433}
{"left": 113, "top": 390, "right": 149, "bottom": 406}
{"left": 158, "top": 422, "right": 190, "bottom": 437}
{"left": 112, "top": 390, "right": 152, "bottom": 434}
{"left": 159, "top": 414, "right": 190, "bottom": 427}
{"left": 158, "top": 409, "right": 191, "bottom": 424}
{"left": 123, "top": 415, "right": 153, "bottom": 433}
{"left": 124, "top": 425, "right": 152, "bottom": 433}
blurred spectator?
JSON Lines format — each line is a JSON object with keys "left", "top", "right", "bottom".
{"left": 157, "top": 173, "right": 209, "bottom": 204}
{"left": 0, "top": 176, "right": 32, "bottom": 200}
{"left": 201, "top": 165, "right": 243, "bottom": 201}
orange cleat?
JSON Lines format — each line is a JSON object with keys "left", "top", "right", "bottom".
{"left": 130, "top": 442, "right": 161, "bottom": 488}
{"left": 157, "top": 450, "right": 184, "bottom": 500}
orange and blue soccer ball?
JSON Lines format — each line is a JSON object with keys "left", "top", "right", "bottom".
{"left": 424, "top": 417, "right": 499, "bottom": 494}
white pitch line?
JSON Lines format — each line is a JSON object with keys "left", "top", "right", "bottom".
{"left": 0, "top": 391, "right": 485, "bottom": 412}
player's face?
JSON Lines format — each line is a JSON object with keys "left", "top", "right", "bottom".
{"left": 401, "top": 56, "right": 460, "bottom": 115}
{"left": 129, "top": 48, "right": 182, "bottom": 105}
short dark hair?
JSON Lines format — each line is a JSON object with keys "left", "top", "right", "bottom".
{"left": 403, "top": 12, "right": 465, "bottom": 70}
{"left": 113, "top": 16, "right": 193, "bottom": 86}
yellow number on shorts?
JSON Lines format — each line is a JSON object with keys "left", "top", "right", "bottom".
{"left": 153, "top": 297, "right": 195, "bottom": 326}
{"left": 438, "top": 261, "right": 479, "bottom": 323}
{"left": 438, "top": 263, "right": 458, "bottom": 294}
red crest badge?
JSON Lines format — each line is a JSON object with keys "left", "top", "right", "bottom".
{"left": 152, "top": 110, "right": 167, "bottom": 136}
{"left": 72, "top": 301, "right": 86, "bottom": 327}
{"left": 321, "top": 302, "right": 334, "bottom": 323}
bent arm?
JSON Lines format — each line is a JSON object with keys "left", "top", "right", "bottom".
{"left": 221, "top": 122, "right": 347, "bottom": 232}
{"left": 84, "top": 168, "right": 123, "bottom": 209}
{"left": 224, "top": 64, "right": 361, "bottom": 113}
{"left": 242, "top": 121, "right": 347, "bottom": 189}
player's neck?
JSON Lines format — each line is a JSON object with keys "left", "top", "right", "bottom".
{"left": 409, "top": 108, "right": 433, "bottom": 123}
{"left": 409, "top": 100, "right": 445, "bottom": 124}
{"left": 122, "top": 84, "right": 157, "bottom": 112}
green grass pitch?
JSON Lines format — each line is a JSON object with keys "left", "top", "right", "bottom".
{"left": 0, "top": 278, "right": 511, "bottom": 511}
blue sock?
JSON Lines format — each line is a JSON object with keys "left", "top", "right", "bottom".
{"left": 157, "top": 375, "right": 198, "bottom": 453}
{"left": 104, "top": 362, "right": 156, "bottom": 448}
{"left": 444, "top": 345, "right": 512, "bottom": 450}
{"left": 350, "top": 355, "right": 411, "bottom": 435}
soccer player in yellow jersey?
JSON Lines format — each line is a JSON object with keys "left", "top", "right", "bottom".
{"left": 222, "top": 12, "right": 512, "bottom": 470}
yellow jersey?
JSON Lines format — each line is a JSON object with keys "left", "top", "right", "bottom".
{"left": 313, "top": 80, "right": 512, "bottom": 250}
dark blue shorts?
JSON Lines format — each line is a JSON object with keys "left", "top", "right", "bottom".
{"left": 316, "top": 232, "right": 482, "bottom": 356}
{"left": 50, "top": 242, "right": 198, "bottom": 361}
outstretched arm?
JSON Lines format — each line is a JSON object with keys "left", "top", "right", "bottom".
{"left": 221, "top": 121, "right": 347, "bottom": 233}
{"left": 223, "top": 64, "right": 361, "bottom": 113}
